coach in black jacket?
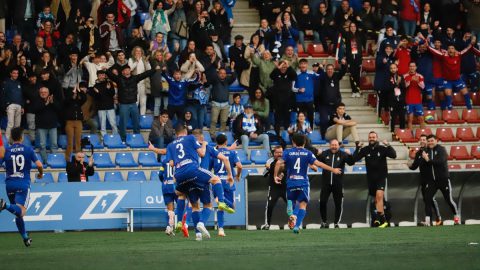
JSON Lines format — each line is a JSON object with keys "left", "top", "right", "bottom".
{"left": 318, "top": 139, "right": 355, "bottom": 228}
{"left": 354, "top": 131, "right": 396, "bottom": 227}
{"left": 416, "top": 134, "right": 459, "bottom": 225}
{"left": 66, "top": 152, "right": 94, "bottom": 182}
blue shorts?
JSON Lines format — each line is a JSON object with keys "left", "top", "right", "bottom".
{"left": 174, "top": 165, "right": 214, "bottom": 195}
{"left": 434, "top": 78, "right": 445, "bottom": 91}
{"left": 6, "top": 183, "right": 30, "bottom": 208}
{"left": 407, "top": 104, "right": 424, "bottom": 116}
{"left": 424, "top": 82, "right": 435, "bottom": 95}
{"left": 287, "top": 186, "right": 310, "bottom": 203}
{"left": 188, "top": 185, "right": 212, "bottom": 204}
{"left": 443, "top": 79, "right": 466, "bottom": 92}
{"left": 163, "top": 193, "right": 177, "bottom": 205}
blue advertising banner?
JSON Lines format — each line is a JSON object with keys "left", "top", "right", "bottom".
{"left": 0, "top": 179, "right": 247, "bottom": 232}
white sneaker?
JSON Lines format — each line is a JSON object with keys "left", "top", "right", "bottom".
{"left": 351, "top": 93, "right": 356, "bottom": 98}
{"left": 196, "top": 222, "right": 211, "bottom": 239}
{"left": 218, "top": 228, "right": 226, "bottom": 237}
{"left": 165, "top": 226, "right": 174, "bottom": 236}
{"left": 195, "top": 232, "right": 202, "bottom": 241}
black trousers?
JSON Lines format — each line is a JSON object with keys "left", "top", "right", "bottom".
{"left": 167, "top": 105, "right": 184, "bottom": 121}
{"left": 318, "top": 104, "right": 335, "bottom": 138}
{"left": 274, "top": 105, "right": 290, "bottom": 136}
{"left": 377, "top": 89, "right": 389, "bottom": 118}
{"left": 424, "top": 179, "right": 458, "bottom": 219}
{"left": 421, "top": 183, "right": 441, "bottom": 220}
{"left": 348, "top": 62, "right": 361, "bottom": 93}
{"left": 264, "top": 185, "right": 287, "bottom": 225}
{"left": 295, "top": 101, "right": 315, "bottom": 127}
{"left": 320, "top": 178, "right": 343, "bottom": 224}
{"left": 389, "top": 105, "right": 406, "bottom": 132}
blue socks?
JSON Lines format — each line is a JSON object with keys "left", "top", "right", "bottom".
{"left": 15, "top": 217, "right": 28, "bottom": 240}
{"left": 295, "top": 209, "right": 306, "bottom": 228}
{"left": 464, "top": 93, "right": 472, "bottom": 109}
{"left": 212, "top": 183, "right": 224, "bottom": 202}
{"left": 445, "top": 95, "right": 453, "bottom": 110}
{"left": 224, "top": 197, "right": 234, "bottom": 208}
{"left": 6, "top": 202, "right": 22, "bottom": 217}
{"left": 427, "top": 98, "right": 436, "bottom": 110}
{"left": 200, "top": 207, "right": 212, "bottom": 223}
{"left": 186, "top": 205, "right": 192, "bottom": 224}
{"left": 192, "top": 211, "right": 200, "bottom": 233}
{"left": 176, "top": 199, "right": 185, "bottom": 221}
{"left": 218, "top": 210, "right": 225, "bottom": 228}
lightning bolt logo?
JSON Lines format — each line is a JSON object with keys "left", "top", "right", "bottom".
{"left": 101, "top": 200, "right": 107, "bottom": 211}
{"left": 35, "top": 202, "right": 41, "bottom": 213}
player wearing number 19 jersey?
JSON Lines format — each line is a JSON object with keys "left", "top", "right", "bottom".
{"left": 274, "top": 134, "right": 341, "bottom": 234}
{"left": 0, "top": 128, "right": 44, "bottom": 247}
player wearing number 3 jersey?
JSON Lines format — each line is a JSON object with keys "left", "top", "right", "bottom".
{"left": 274, "top": 134, "right": 341, "bottom": 234}
{"left": 0, "top": 128, "right": 44, "bottom": 247}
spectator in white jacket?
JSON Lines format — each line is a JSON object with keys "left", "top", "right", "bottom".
{"left": 128, "top": 46, "right": 152, "bottom": 115}
{"left": 180, "top": 53, "right": 205, "bottom": 79}
{"left": 81, "top": 52, "right": 115, "bottom": 87}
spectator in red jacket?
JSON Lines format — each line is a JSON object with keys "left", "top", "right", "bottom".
{"left": 403, "top": 62, "right": 425, "bottom": 130}
{"left": 394, "top": 35, "right": 412, "bottom": 75}
{"left": 97, "top": 0, "right": 131, "bottom": 26}
{"left": 37, "top": 21, "right": 60, "bottom": 51}
{"left": 400, "top": 0, "right": 420, "bottom": 37}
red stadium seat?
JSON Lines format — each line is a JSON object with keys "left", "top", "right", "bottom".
{"left": 380, "top": 110, "right": 390, "bottom": 125}
{"left": 456, "top": 127, "right": 479, "bottom": 142}
{"left": 436, "top": 127, "right": 458, "bottom": 142}
{"left": 462, "top": 109, "right": 480, "bottom": 123}
{"left": 409, "top": 147, "right": 420, "bottom": 159}
{"left": 471, "top": 92, "right": 480, "bottom": 106}
{"left": 367, "top": 93, "right": 377, "bottom": 108}
{"left": 442, "top": 110, "right": 464, "bottom": 124}
{"left": 395, "top": 128, "right": 416, "bottom": 143}
{"left": 362, "top": 59, "right": 375, "bottom": 72}
{"left": 414, "top": 128, "right": 433, "bottom": 140}
{"left": 471, "top": 145, "right": 480, "bottom": 159}
{"left": 452, "top": 92, "right": 465, "bottom": 106}
{"left": 465, "top": 163, "right": 480, "bottom": 169}
{"left": 297, "top": 44, "right": 309, "bottom": 57}
{"left": 424, "top": 110, "right": 444, "bottom": 124}
{"left": 450, "top": 146, "right": 472, "bottom": 160}
{"left": 448, "top": 164, "right": 462, "bottom": 170}
{"left": 360, "top": 76, "right": 373, "bottom": 90}
{"left": 307, "top": 44, "right": 328, "bottom": 57}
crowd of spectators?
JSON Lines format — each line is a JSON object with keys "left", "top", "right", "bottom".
{"left": 0, "top": 0, "right": 479, "bottom": 163}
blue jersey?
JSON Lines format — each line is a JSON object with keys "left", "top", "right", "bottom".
{"left": 160, "top": 161, "right": 175, "bottom": 194}
{"left": 283, "top": 147, "right": 316, "bottom": 188}
{"left": 166, "top": 135, "right": 201, "bottom": 174}
{"left": 200, "top": 145, "right": 219, "bottom": 170}
{"left": 4, "top": 143, "right": 38, "bottom": 186}
{"left": 214, "top": 147, "right": 240, "bottom": 191}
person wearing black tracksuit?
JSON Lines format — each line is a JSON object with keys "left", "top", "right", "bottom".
{"left": 408, "top": 134, "right": 442, "bottom": 225}
{"left": 417, "top": 134, "right": 460, "bottom": 225}
{"left": 261, "top": 146, "right": 288, "bottom": 230}
{"left": 317, "top": 139, "right": 355, "bottom": 228}
{"left": 354, "top": 131, "right": 396, "bottom": 227}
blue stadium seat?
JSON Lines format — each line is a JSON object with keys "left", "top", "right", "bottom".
{"left": 104, "top": 134, "right": 127, "bottom": 149}
{"left": 116, "top": 115, "right": 133, "bottom": 129}
{"left": 35, "top": 172, "right": 54, "bottom": 184}
{"left": 308, "top": 132, "right": 326, "bottom": 144}
{"left": 58, "top": 172, "right": 68, "bottom": 183}
{"left": 58, "top": 134, "right": 67, "bottom": 149}
{"left": 203, "top": 131, "right": 213, "bottom": 144}
{"left": 127, "top": 171, "right": 147, "bottom": 181}
{"left": 150, "top": 171, "right": 160, "bottom": 181}
{"left": 241, "top": 168, "right": 259, "bottom": 178}
{"left": 138, "top": 152, "right": 161, "bottom": 167}
{"left": 22, "top": 135, "right": 33, "bottom": 147}
{"left": 240, "top": 95, "right": 250, "bottom": 106}
{"left": 224, "top": 45, "right": 231, "bottom": 58}
{"left": 126, "top": 134, "right": 148, "bottom": 148}
{"left": 115, "top": 153, "right": 138, "bottom": 167}
{"left": 32, "top": 153, "right": 43, "bottom": 169}
{"left": 281, "top": 130, "right": 292, "bottom": 145}
{"left": 229, "top": 79, "right": 244, "bottom": 92}
{"left": 2, "top": 134, "right": 8, "bottom": 146}
{"left": 235, "top": 149, "right": 252, "bottom": 165}
{"left": 93, "top": 153, "right": 115, "bottom": 168}
{"left": 352, "top": 165, "right": 366, "bottom": 173}
{"left": 47, "top": 154, "right": 66, "bottom": 169}
{"left": 250, "top": 149, "right": 269, "bottom": 165}
{"left": 0, "top": 173, "right": 5, "bottom": 184}
{"left": 89, "top": 172, "right": 101, "bottom": 182}
{"left": 216, "top": 132, "right": 234, "bottom": 145}
{"left": 82, "top": 134, "right": 104, "bottom": 149}
{"left": 314, "top": 112, "right": 321, "bottom": 126}
{"left": 104, "top": 171, "right": 124, "bottom": 182}
{"left": 140, "top": 115, "right": 154, "bottom": 129}
{"left": 290, "top": 112, "right": 297, "bottom": 124}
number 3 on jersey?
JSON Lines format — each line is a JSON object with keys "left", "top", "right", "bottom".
{"left": 176, "top": 144, "right": 185, "bottom": 159}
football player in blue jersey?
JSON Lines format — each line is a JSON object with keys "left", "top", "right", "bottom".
{"left": 213, "top": 134, "right": 242, "bottom": 237}
{"left": 166, "top": 125, "right": 232, "bottom": 240}
{"left": 192, "top": 129, "right": 235, "bottom": 240}
{"left": 0, "top": 128, "right": 44, "bottom": 246}
{"left": 274, "top": 133, "right": 341, "bottom": 234}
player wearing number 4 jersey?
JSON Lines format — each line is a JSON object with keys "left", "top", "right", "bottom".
{"left": 0, "top": 128, "right": 44, "bottom": 247}
{"left": 274, "top": 134, "right": 341, "bottom": 234}
{"left": 166, "top": 125, "right": 233, "bottom": 241}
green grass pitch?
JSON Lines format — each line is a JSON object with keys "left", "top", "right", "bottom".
{"left": 1, "top": 226, "right": 480, "bottom": 270}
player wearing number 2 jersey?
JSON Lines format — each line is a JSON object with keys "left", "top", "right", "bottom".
{"left": 274, "top": 134, "right": 341, "bottom": 234}
{"left": 0, "top": 128, "right": 44, "bottom": 247}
